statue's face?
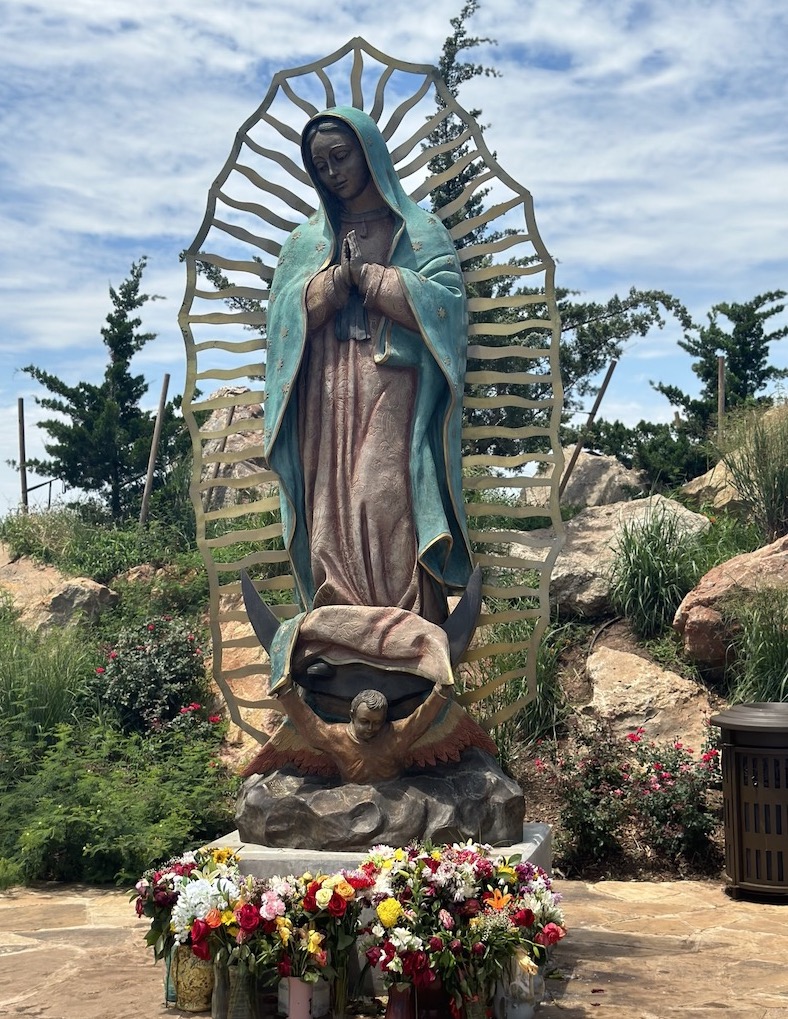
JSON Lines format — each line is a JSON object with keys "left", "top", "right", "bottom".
{"left": 350, "top": 702, "right": 387, "bottom": 743}
{"left": 309, "top": 128, "right": 373, "bottom": 209}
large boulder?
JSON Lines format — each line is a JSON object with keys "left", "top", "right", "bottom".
{"left": 680, "top": 461, "right": 748, "bottom": 516}
{"left": 673, "top": 535, "right": 788, "bottom": 671}
{"left": 523, "top": 448, "right": 645, "bottom": 508}
{"left": 522, "top": 496, "right": 710, "bottom": 618}
{"left": 582, "top": 646, "right": 714, "bottom": 750}
{"left": 29, "top": 578, "right": 119, "bottom": 630}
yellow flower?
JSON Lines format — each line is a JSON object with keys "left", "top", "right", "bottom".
{"left": 276, "top": 917, "right": 293, "bottom": 944}
{"left": 315, "top": 887, "right": 333, "bottom": 909}
{"left": 497, "top": 865, "right": 516, "bottom": 882}
{"left": 307, "top": 930, "right": 324, "bottom": 954}
{"left": 515, "top": 951, "right": 539, "bottom": 975}
{"left": 430, "top": 849, "right": 442, "bottom": 862}
{"left": 393, "top": 848, "right": 405, "bottom": 861}
{"left": 221, "top": 910, "right": 235, "bottom": 926}
{"left": 376, "top": 898, "right": 403, "bottom": 929}
{"left": 211, "top": 847, "right": 236, "bottom": 865}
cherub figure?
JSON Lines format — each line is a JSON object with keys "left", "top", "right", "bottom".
{"left": 275, "top": 684, "right": 452, "bottom": 784}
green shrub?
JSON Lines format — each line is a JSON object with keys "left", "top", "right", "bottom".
{"left": 723, "top": 588, "right": 788, "bottom": 703}
{"left": 89, "top": 616, "right": 210, "bottom": 732}
{"left": 719, "top": 404, "right": 788, "bottom": 542}
{"left": 608, "top": 504, "right": 704, "bottom": 638}
{"left": 537, "top": 720, "right": 722, "bottom": 875}
{"left": 1, "top": 721, "right": 236, "bottom": 884}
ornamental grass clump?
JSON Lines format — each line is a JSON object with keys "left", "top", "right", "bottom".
{"left": 608, "top": 503, "right": 704, "bottom": 639}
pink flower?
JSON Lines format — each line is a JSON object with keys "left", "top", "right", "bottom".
{"left": 95, "top": 667, "right": 105, "bottom": 675}
{"left": 534, "top": 758, "right": 546, "bottom": 773}
{"left": 535, "top": 923, "right": 566, "bottom": 946}
{"left": 209, "top": 715, "right": 221, "bottom": 724}
{"left": 147, "top": 624, "right": 155, "bottom": 632}
{"left": 260, "top": 890, "right": 286, "bottom": 921}
{"left": 108, "top": 651, "right": 118, "bottom": 660}
{"left": 438, "top": 909, "right": 454, "bottom": 930}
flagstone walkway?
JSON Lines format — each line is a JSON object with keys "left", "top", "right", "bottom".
{"left": 0, "top": 879, "right": 786, "bottom": 1018}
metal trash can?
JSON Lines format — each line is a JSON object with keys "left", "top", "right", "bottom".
{"left": 710, "top": 702, "right": 788, "bottom": 899}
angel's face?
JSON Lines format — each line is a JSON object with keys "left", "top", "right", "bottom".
{"left": 350, "top": 703, "right": 387, "bottom": 742}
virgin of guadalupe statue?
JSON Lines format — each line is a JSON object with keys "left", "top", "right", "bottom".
{"left": 260, "top": 106, "right": 477, "bottom": 713}
{"left": 265, "top": 105, "right": 473, "bottom": 622}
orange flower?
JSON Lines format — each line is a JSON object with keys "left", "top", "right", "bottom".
{"left": 204, "top": 908, "right": 223, "bottom": 929}
{"left": 484, "top": 888, "right": 513, "bottom": 911}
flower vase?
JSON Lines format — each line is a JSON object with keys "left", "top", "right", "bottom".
{"left": 415, "top": 977, "right": 451, "bottom": 1019}
{"left": 227, "top": 965, "right": 264, "bottom": 1019}
{"left": 164, "top": 942, "right": 178, "bottom": 1005}
{"left": 286, "top": 977, "right": 313, "bottom": 1019}
{"left": 331, "top": 962, "right": 349, "bottom": 1019}
{"left": 385, "top": 984, "right": 416, "bottom": 1019}
{"left": 464, "top": 996, "right": 489, "bottom": 1019}
{"left": 211, "top": 956, "right": 230, "bottom": 1019}
{"left": 172, "top": 944, "right": 214, "bottom": 1012}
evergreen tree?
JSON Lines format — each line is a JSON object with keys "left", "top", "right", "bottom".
{"left": 22, "top": 258, "right": 184, "bottom": 519}
{"left": 653, "top": 291, "right": 788, "bottom": 426}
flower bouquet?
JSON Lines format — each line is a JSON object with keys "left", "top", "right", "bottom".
{"left": 357, "top": 842, "right": 566, "bottom": 1018}
{"left": 133, "top": 846, "right": 241, "bottom": 1008}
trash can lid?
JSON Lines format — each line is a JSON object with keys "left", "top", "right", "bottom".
{"left": 710, "top": 701, "right": 788, "bottom": 732}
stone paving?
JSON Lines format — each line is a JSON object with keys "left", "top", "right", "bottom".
{"left": 1, "top": 879, "right": 787, "bottom": 1018}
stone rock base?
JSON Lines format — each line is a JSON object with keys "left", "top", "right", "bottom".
{"left": 235, "top": 747, "right": 524, "bottom": 850}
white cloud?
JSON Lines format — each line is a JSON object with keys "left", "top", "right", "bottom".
{"left": 0, "top": 0, "right": 786, "bottom": 508}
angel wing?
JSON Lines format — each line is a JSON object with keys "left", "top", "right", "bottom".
{"left": 240, "top": 717, "right": 339, "bottom": 779}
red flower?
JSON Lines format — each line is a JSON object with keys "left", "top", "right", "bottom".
{"left": 302, "top": 891, "right": 318, "bottom": 913}
{"left": 365, "top": 946, "right": 383, "bottom": 967}
{"left": 428, "top": 936, "right": 443, "bottom": 953}
{"left": 235, "top": 903, "right": 261, "bottom": 932}
{"left": 209, "top": 715, "right": 221, "bottom": 724}
{"left": 345, "top": 872, "right": 374, "bottom": 891}
{"left": 402, "top": 950, "right": 435, "bottom": 988}
{"left": 147, "top": 623, "right": 155, "bottom": 631}
{"left": 327, "top": 893, "right": 347, "bottom": 918}
{"left": 95, "top": 667, "right": 105, "bottom": 675}
{"left": 459, "top": 898, "right": 480, "bottom": 918}
{"left": 512, "top": 907, "right": 535, "bottom": 928}
{"left": 277, "top": 956, "right": 292, "bottom": 977}
{"left": 471, "top": 942, "right": 485, "bottom": 956}
{"left": 191, "top": 938, "right": 211, "bottom": 961}
{"left": 191, "top": 918, "right": 210, "bottom": 952}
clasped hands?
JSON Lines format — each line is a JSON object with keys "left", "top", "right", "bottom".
{"left": 336, "top": 230, "right": 365, "bottom": 290}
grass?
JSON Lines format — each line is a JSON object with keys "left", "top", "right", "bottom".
{"left": 723, "top": 588, "right": 788, "bottom": 703}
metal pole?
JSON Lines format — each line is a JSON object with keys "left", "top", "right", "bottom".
{"left": 559, "top": 359, "right": 618, "bottom": 499}
{"left": 139, "top": 373, "right": 170, "bottom": 526}
{"left": 18, "top": 398, "right": 28, "bottom": 513}
{"left": 717, "top": 354, "right": 725, "bottom": 445}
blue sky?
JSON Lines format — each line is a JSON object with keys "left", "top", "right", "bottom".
{"left": 1, "top": 0, "right": 786, "bottom": 510}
